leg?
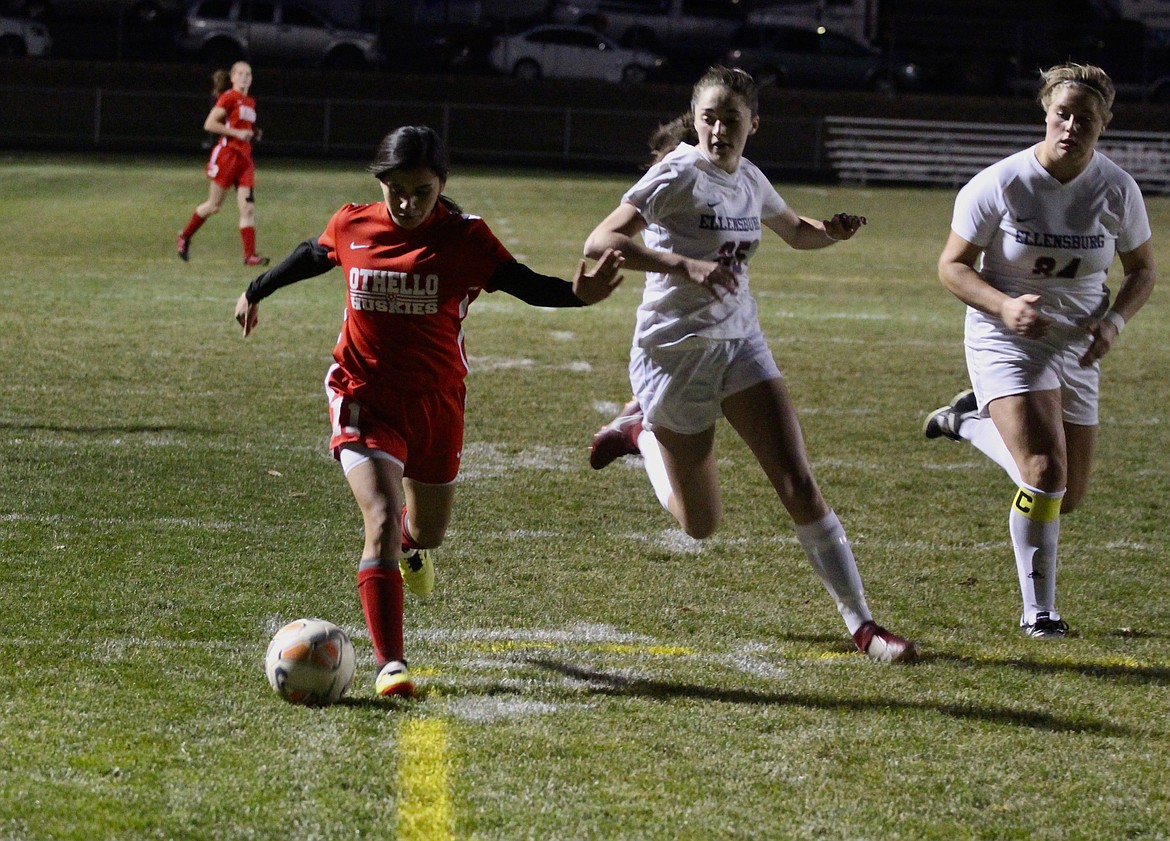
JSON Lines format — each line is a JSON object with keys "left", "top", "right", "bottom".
{"left": 236, "top": 183, "right": 256, "bottom": 229}
{"left": 1061, "top": 422, "right": 1097, "bottom": 513}
{"left": 345, "top": 453, "right": 405, "bottom": 561}
{"left": 392, "top": 477, "right": 453, "bottom": 600}
{"left": 721, "top": 377, "right": 826, "bottom": 524}
{"left": 343, "top": 451, "right": 414, "bottom": 695}
{"left": 196, "top": 180, "right": 228, "bottom": 219}
{"left": 988, "top": 390, "right": 1067, "bottom": 492}
{"left": 177, "top": 180, "right": 228, "bottom": 259}
{"left": 988, "top": 391, "right": 1069, "bottom": 635}
{"left": 724, "top": 379, "right": 916, "bottom": 662}
{"left": 237, "top": 185, "right": 268, "bottom": 264}
{"left": 644, "top": 424, "right": 722, "bottom": 539}
{"left": 402, "top": 478, "right": 456, "bottom": 548}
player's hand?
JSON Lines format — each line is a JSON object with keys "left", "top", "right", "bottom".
{"left": 824, "top": 212, "right": 867, "bottom": 241}
{"left": 235, "top": 292, "right": 259, "bottom": 338}
{"left": 685, "top": 258, "right": 738, "bottom": 300}
{"left": 1000, "top": 293, "right": 1049, "bottom": 338}
{"left": 1079, "top": 316, "right": 1120, "bottom": 366}
{"left": 572, "top": 248, "right": 625, "bottom": 304}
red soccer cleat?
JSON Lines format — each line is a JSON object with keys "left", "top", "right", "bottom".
{"left": 853, "top": 621, "right": 919, "bottom": 663}
{"left": 176, "top": 233, "right": 190, "bottom": 261}
{"left": 589, "top": 399, "right": 643, "bottom": 470}
{"left": 244, "top": 254, "right": 270, "bottom": 267}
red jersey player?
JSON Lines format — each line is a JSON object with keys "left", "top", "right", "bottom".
{"left": 177, "top": 61, "right": 269, "bottom": 266}
{"left": 234, "top": 126, "right": 624, "bottom": 699}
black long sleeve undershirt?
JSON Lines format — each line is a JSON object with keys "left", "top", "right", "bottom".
{"left": 243, "top": 237, "right": 334, "bottom": 303}
{"left": 244, "top": 237, "right": 585, "bottom": 308}
{"left": 488, "top": 260, "right": 584, "bottom": 308}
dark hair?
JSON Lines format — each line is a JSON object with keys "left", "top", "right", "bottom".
{"left": 692, "top": 65, "right": 760, "bottom": 117}
{"left": 368, "top": 126, "right": 461, "bottom": 214}
{"left": 646, "top": 112, "right": 697, "bottom": 167}
{"left": 368, "top": 126, "right": 450, "bottom": 182}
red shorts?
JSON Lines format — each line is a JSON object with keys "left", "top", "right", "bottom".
{"left": 325, "top": 364, "right": 465, "bottom": 485}
{"left": 206, "top": 144, "right": 255, "bottom": 190}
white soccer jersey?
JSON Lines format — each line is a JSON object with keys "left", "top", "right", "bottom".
{"left": 952, "top": 147, "right": 1151, "bottom": 333}
{"left": 622, "top": 142, "right": 788, "bottom": 348}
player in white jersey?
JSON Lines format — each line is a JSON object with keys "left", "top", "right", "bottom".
{"left": 924, "top": 63, "right": 1157, "bottom": 638}
{"left": 584, "top": 66, "right": 918, "bottom": 663}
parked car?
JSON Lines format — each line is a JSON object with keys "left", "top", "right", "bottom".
{"left": 724, "top": 24, "right": 922, "bottom": 90}
{"left": 489, "top": 24, "right": 666, "bottom": 83}
{"left": 550, "top": 0, "right": 744, "bottom": 58}
{"left": 175, "top": 0, "right": 382, "bottom": 69}
{"left": 1, "top": 0, "right": 181, "bottom": 24}
{"left": 0, "top": 14, "right": 51, "bottom": 55}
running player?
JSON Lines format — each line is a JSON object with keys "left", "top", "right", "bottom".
{"left": 584, "top": 66, "right": 918, "bottom": 663}
{"left": 234, "top": 126, "right": 624, "bottom": 698}
{"left": 923, "top": 63, "right": 1156, "bottom": 638}
{"left": 645, "top": 112, "right": 696, "bottom": 167}
{"left": 177, "top": 61, "right": 269, "bottom": 266}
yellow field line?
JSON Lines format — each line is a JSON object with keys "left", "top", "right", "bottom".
{"left": 397, "top": 718, "right": 454, "bottom": 841}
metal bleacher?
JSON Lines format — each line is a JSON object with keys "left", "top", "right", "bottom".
{"left": 823, "top": 116, "right": 1170, "bottom": 194}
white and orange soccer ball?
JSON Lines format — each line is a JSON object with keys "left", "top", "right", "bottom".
{"left": 264, "top": 618, "right": 356, "bottom": 706}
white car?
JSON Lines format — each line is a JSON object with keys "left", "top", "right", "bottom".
{"left": 489, "top": 24, "right": 666, "bottom": 83}
{"left": 0, "top": 14, "right": 51, "bottom": 56}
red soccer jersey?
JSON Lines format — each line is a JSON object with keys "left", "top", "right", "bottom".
{"left": 317, "top": 200, "right": 514, "bottom": 396}
{"left": 213, "top": 88, "right": 257, "bottom": 154}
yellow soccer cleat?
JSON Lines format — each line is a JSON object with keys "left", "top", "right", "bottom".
{"left": 375, "top": 660, "right": 416, "bottom": 699}
{"left": 399, "top": 549, "right": 435, "bottom": 598}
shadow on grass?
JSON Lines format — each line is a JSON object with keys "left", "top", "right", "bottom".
{"left": 527, "top": 657, "right": 1129, "bottom": 735}
{"left": 923, "top": 651, "right": 1170, "bottom": 685}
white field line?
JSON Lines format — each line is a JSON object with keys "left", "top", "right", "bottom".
{"left": 2, "top": 511, "right": 1157, "bottom": 556}
{"left": 467, "top": 355, "right": 591, "bottom": 373}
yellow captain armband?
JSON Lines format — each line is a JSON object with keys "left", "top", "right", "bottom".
{"left": 1012, "top": 487, "right": 1063, "bottom": 522}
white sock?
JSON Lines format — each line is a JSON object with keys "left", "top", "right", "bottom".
{"left": 962, "top": 417, "right": 1023, "bottom": 486}
{"left": 1008, "top": 484, "right": 1064, "bottom": 624}
{"left": 793, "top": 510, "right": 872, "bottom": 635}
{"left": 637, "top": 429, "right": 673, "bottom": 511}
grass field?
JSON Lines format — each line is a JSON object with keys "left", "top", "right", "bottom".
{"left": 1, "top": 151, "right": 1167, "bottom": 840}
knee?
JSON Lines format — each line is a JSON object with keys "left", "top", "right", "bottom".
{"left": 677, "top": 507, "right": 720, "bottom": 540}
{"left": 773, "top": 472, "right": 823, "bottom": 521}
{"left": 362, "top": 499, "right": 398, "bottom": 542}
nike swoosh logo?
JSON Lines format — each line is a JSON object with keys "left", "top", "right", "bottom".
{"left": 350, "top": 242, "right": 371, "bottom": 250}
{"left": 707, "top": 201, "right": 721, "bottom": 207}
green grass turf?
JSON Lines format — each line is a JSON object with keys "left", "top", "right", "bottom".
{"left": 0, "top": 152, "right": 1167, "bottom": 840}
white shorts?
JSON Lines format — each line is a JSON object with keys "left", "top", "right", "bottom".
{"left": 964, "top": 310, "right": 1099, "bottom": 426}
{"left": 630, "top": 332, "right": 782, "bottom": 435}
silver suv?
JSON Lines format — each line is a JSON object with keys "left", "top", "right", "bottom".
{"left": 550, "top": 0, "right": 744, "bottom": 55}
{"left": 176, "top": 0, "right": 382, "bottom": 69}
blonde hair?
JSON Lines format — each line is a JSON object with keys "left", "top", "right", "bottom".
{"left": 1038, "top": 62, "right": 1114, "bottom": 119}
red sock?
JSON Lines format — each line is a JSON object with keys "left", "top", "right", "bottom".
{"left": 400, "top": 507, "right": 424, "bottom": 552}
{"left": 357, "top": 560, "right": 404, "bottom": 666}
{"left": 181, "top": 212, "right": 206, "bottom": 240}
{"left": 241, "top": 225, "right": 256, "bottom": 257}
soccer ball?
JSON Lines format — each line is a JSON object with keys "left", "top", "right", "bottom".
{"left": 264, "top": 618, "right": 356, "bottom": 706}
